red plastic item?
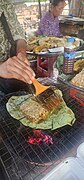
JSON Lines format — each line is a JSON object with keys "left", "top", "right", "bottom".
{"left": 37, "top": 55, "right": 57, "bottom": 77}
{"left": 70, "top": 88, "right": 84, "bottom": 107}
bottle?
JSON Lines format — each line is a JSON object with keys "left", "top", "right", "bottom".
{"left": 63, "top": 37, "right": 76, "bottom": 74}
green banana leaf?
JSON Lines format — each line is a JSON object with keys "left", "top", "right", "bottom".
{"left": 6, "top": 89, "right": 76, "bottom": 130}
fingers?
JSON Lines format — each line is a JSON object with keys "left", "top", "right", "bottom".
{"left": 16, "top": 39, "right": 27, "bottom": 53}
{"left": 7, "top": 70, "right": 33, "bottom": 84}
{"left": 6, "top": 57, "right": 35, "bottom": 84}
{"left": 17, "top": 52, "right": 30, "bottom": 66}
{"left": 0, "top": 53, "right": 35, "bottom": 85}
{"left": 13, "top": 56, "right": 35, "bottom": 77}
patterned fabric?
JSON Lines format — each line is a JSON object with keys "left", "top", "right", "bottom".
{"left": 36, "top": 11, "right": 62, "bottom": 37}
{"left": 0, "top": 0, "right": 25, "bottom": 62}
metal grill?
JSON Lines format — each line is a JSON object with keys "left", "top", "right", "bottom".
{"left": 0, "top": 80, "right": 84, "bottom": 180}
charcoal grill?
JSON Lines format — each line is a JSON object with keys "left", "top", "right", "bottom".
{"left": 0, "top": 81, "right": 84, "bottom": 180}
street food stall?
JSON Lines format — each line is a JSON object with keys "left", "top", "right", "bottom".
{"left": 0, "top": 1, "right": 84, "bottom": 180}
{"left": 0, "top": 33, "right": 84, "bottom": 179}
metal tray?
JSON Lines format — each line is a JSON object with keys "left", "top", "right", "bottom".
{"left": 26, "top": 37, "right": 84, "bottom": 57}
{"left": 58, "top": 76, "right": 84, "bottom": 93}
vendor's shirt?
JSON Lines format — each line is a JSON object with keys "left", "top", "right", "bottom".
{"left": 36, "top": 11, "right": 62, "bottom": 37}
{"left": 0, "top": 0, "right": 25, "bottom": 62}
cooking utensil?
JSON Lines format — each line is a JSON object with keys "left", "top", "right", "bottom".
{"left": 32, "top": 78, "right": 63, "bottom": 112}
{"left": 6, "top": 90, "right": 75, "bottom": 130}
{"left": 32, "top": 78, "right": 50, "bottom": 96}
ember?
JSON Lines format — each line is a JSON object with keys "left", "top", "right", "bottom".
{"left": 26, "top": 130, "right": 53, "bottom": 145}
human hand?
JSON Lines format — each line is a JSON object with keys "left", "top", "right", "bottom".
{"left": 0, "top": 53, "right": 35, "bottom": 84}
{"left": 16, "top": 39, "right": 27, "bottom": 53}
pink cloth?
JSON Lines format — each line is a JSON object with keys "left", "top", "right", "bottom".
{"left": 36, "top": 11, "right": 62, "bottom": 37}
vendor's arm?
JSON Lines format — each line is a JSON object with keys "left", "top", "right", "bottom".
{"left": 1, "top": 0, "right": 25, "bottom": 40}
{"left": 0, "top": 0, "right": 26, "bottom": 59}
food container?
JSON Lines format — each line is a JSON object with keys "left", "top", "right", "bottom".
{"left": 36, "top": 53, "right": 58, "bottom": 77}
{"left": 42, "top": 142, "right": 84, "bottom": 180}
{"left": 77, "top": 142, "right": 84, "bottom": 163}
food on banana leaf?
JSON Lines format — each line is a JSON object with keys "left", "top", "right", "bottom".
{"left": 20, "top": 98, "right": 49, "bottom": 123}
{"left": 20, "top": 89, "right": 63, "bottom": 124}
{"left": 74, "top": 59, "right": 84, "bottom": 72}
{"left": 6, "top": 89, "right": 76, "bottom": 130}
{"left": 71, "top": 69, "right": 84, "bottom": 88}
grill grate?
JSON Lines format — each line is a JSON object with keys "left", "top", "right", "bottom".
{"left": 0, "top": 81, "right": 84, "bottom": 180}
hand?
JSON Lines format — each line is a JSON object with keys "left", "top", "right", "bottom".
{"left": 16, "top": 39, "right": 27, "bottom": 53}
{"left": 0, "top": 52, "right": 35, "bottom": 84}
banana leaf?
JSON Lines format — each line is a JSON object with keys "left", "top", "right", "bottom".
{"left": 6, "top": 89, "right": 76, "bottom": 130}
